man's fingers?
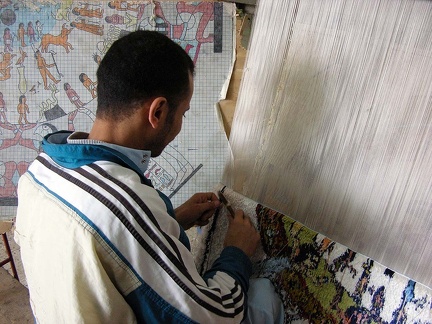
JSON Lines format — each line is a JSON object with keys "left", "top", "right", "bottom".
{"left": 199, "top": 200, "right": 219, "bottom": 213}
{"left": 194, "top": 192, "right": 219, "bottom": 203}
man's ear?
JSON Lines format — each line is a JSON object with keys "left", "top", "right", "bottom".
{"left": 148, "top": 97, "right": 168, "bottom": 129}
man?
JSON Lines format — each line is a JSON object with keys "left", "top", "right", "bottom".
{"left": 15, "top": 30, "right": 269, "bottom": 323}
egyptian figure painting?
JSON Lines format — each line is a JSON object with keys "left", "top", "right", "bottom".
{"left": 0, "top": 0, "right": 235, "bottom": 217}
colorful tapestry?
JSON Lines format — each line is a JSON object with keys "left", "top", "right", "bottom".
{"left": 196, "top": 186, "right": 432, "bottom": 323}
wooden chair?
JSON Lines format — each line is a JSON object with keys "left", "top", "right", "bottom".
{"left": 0, "top": 221, "right": 19, "bottom": 281}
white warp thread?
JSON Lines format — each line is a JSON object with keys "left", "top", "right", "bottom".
{"left": 223, "top": 0, "right": 432, "bottom": 288}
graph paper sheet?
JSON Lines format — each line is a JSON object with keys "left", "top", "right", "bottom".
{"left": 0, "top": 0, "right": 235, "bottom": 217}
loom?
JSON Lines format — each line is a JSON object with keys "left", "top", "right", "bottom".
{"left": 226, "top": 0, "right": 432, "bottom": 287}
{"left": 200, "top": 0, "right": 432, "bottom": 322}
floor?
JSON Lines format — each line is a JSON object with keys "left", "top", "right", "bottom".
{"left": 0, "top": 224, "right": 33, "bottom": 323}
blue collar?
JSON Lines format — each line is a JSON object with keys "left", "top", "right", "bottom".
{"left": 42, "top": 131, "right": 152, "bottom": 186}
{"left": 67, "top": 131, "right": 151, "bottom": 175}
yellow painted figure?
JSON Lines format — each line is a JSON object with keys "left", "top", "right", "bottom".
{"left": 17, "top": 95, "right": 29, "bottom": 124}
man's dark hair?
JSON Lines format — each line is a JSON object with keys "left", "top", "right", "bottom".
{"left": 96, "top": 30, "right": 195, "bottom": 119}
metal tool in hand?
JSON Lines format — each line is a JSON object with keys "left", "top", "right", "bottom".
{"left": 218, "top": 190, "right": 235, "bottom": 218}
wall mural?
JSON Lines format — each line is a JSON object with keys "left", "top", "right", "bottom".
{"left": 0, "top": 0, "right": 234, "bottom": 217}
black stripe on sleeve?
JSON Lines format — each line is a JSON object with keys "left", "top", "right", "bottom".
{"left": 35, "top": 156, "right": 244, "bottom": 318}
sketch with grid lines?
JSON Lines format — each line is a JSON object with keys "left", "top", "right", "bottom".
{"left": 0, "top": 1, "right": 235, "bottom": 217}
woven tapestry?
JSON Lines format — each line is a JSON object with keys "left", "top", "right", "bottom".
{"left": 195, "top": 186, "right": 432, "bottom": 323}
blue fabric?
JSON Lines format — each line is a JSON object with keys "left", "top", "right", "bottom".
{"left": 203, "top": 246, "right": 252, "bottom": 294}
{"left": 242, "top": 278, "right": 284, "bottom": 324}
{"left": 125, "top": 281, "right": 198, "bottom": 324}
{"left": 42, "top": 131, "right": 152, "bottom": 186}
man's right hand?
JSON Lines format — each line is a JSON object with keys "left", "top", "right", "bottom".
{"left": 223, "top": 209, "right": 260, "bottom": 257}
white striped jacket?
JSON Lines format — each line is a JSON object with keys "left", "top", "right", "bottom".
{"left": 15, "top": 131, "right": 252, "bottom": 323}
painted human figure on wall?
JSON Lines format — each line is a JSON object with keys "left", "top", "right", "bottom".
{"left": 70, "top": 20, "right": 104, "bottom": 36}
{"left": 72, "top": 4, "right": 104, "bottom": 18}
{"left": 0, "top": 92, "right": 8, "bottom": 123}
{"left": 105, "top": 14, "right": 125, "bottom": 25}
{"left": 79, "top": 73, "right": 97, "bottom": 98}
{"left": 35, "top": 20, "right": 43, "bottom": 40}
{"left": 17, "top": 22, "right": 27, "bottom": 47}
{"left": 92, "top": 53, "right": 101, "bottom": 65}
{"left": 34, "top": 50, "right": 60, "bottom": 90}
{"left": 3, "top": 28, "right": 13, "bottom": 52}
{"left": 0, "top": 53, "right": 14, "bottom": 82}
{"left": 137, "top": 1, "right": 214, "bottom": 63}
{"left": 107, "top": 0, "right": 140, "bottom": 11}
{"left": 17, "top": 95, "right": 29, "bottom": 124}
{"left": 64, "top": 83, "right": 85, "bottom": 108}
{"left": 27, "top": 22, "right": 36, "bottom": 43}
